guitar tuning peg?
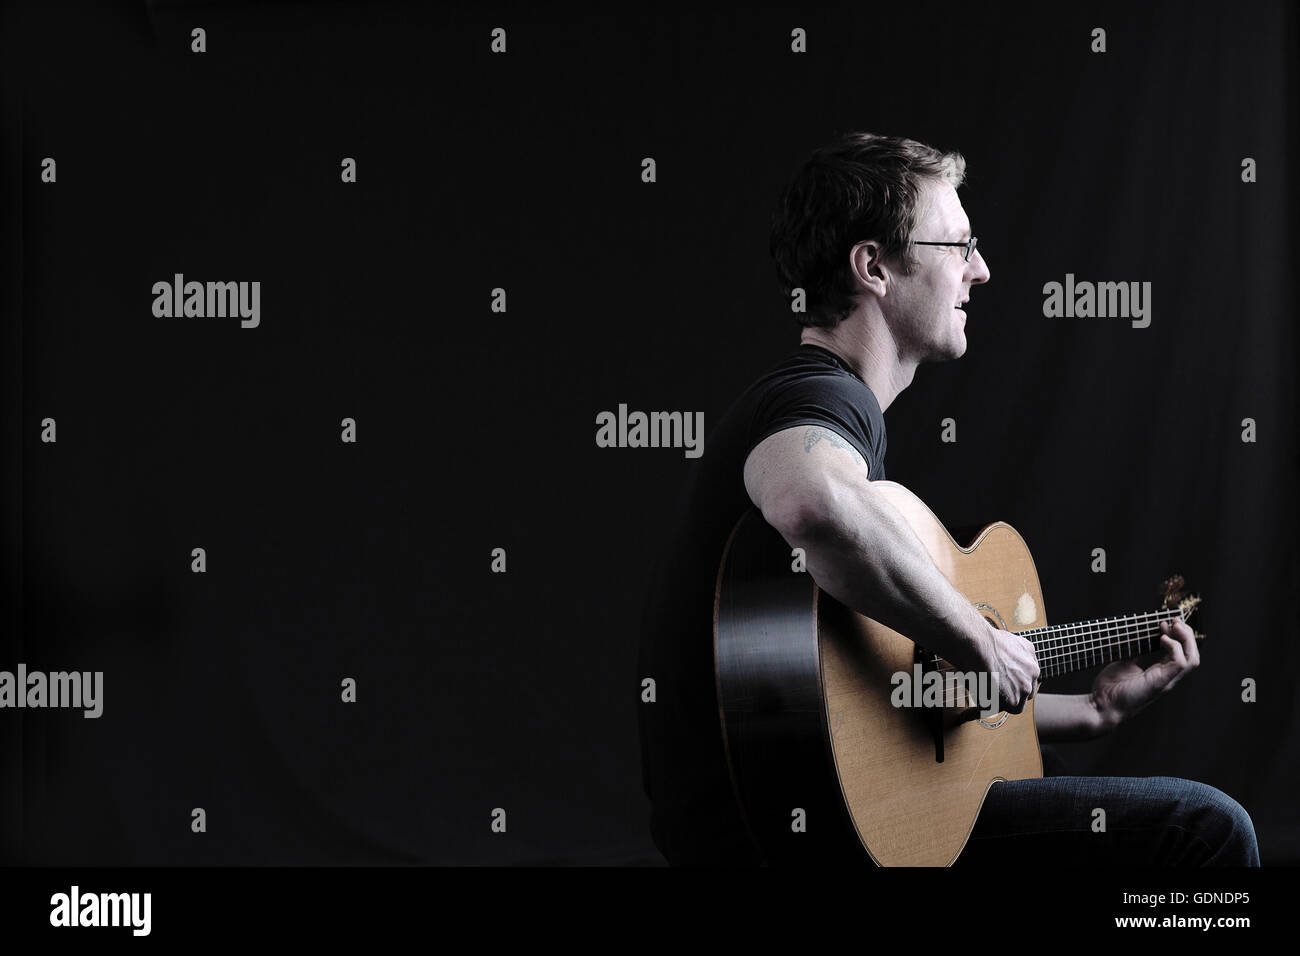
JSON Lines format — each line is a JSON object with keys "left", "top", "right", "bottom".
{"left": 1159, "top": 574, "right": 1185, "bottom": 607}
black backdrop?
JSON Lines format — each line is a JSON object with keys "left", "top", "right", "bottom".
{"left": 2, "top": 0, "right": 1296, "bottom": 867}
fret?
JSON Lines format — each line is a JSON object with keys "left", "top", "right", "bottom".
{"left": 1028, "top": 608, "right": 1186, "bottom": 678}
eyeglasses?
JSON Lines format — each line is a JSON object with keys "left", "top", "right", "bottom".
{"left": 912, "top": 237, "right": 979, "bottom": 262}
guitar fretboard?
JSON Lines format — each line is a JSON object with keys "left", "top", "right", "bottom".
{"left": 1017, "top": 608, "right": 1190, "bottom": 677}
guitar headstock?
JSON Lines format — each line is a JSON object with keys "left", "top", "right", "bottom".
{"left": 1159, "top": 574, "right": 1205, "bottom": 640}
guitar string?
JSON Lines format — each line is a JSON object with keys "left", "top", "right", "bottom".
{"left": 1019, "top": 608, "right": 1189, "bottom": 637}
{"left": 932, "top": 608, "right": 1192, "bottom": 666}
{"left": 1017, "top": 607, "right": 1189, "bottom": 645}
{"left": 1024, "top": 610, "right": 1191, "bottom": 665}
{"left": 912, "top": 625, "right": 1191, "bottom": 705}
{"left": 907, "top": 623, "right": 1183, "bottom": 707}
{"left": 924, "top": 629, "right": 1181, "bottom": 671}
{"left": 925, "top": 623, "right": 1180, "bottom": 671}
{"left": 922, "top": 617, "right": 1191, "bottom": 676}
{"left": 850, "top": 604, "right": 1197, "bottom": 706}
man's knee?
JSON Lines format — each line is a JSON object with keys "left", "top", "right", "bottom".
{"left": 1154, "top": 776, "right": 1259, "bottom": 866}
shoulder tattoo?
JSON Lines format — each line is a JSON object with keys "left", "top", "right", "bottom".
{"left": 802, "top": 426, "right": 869, "bottom": 473}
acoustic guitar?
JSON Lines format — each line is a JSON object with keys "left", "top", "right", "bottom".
{"left": 713, "top": 480, "right": 1202, "bottom": 867}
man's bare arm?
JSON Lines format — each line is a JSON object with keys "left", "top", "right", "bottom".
{"left": 1034, "top": 693, "right": 1107, "bottom": 741}
{"left": 743, "top": 425, "right": 1039, "bottom": 709}
{"left": 1036, "top": 618, "right": 1200, "bottom": 739}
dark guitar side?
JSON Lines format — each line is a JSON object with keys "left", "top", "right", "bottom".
{"left": 713, "top": 508, "right": 868, "bottom": 865}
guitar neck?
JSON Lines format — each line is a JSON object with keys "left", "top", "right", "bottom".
{"left": 1017, "top": 607, "right": 1194, "bottom": 678}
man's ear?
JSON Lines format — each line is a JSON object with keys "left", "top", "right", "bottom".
{"left": 848, "top": 240, "right": 890, "bottom": 298}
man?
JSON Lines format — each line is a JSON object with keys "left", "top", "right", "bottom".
{"left": 636, "top": 131, "right": 1258, "bottom": 866}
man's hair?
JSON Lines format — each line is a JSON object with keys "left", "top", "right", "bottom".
{"left": 769, "top": 132, "right": 967, "bottom": 328}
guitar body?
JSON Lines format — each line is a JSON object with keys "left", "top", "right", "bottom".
{"left": 714, "top": 480, "right": 1046, "bottom": 867}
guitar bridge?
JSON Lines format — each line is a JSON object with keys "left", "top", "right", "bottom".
{"left": 916, "top": 645, "right": 944, "bottom": 763}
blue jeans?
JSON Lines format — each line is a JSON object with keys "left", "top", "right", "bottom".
{"left": 955, "top": 776, "right": 1259, "bottom": 866}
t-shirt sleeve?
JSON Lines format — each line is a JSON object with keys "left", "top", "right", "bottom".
{"left": 745, "top": 372, "right": 886, "bottom": 479}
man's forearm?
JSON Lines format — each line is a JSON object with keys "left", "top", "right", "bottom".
{"left": 789, "top": 481, "right": 996, "bottom": 675}
{"left": 1034, "top": 692, "right": 1110, "bottom": 742}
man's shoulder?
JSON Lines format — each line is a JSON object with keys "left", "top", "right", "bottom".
{"left": 744, "top": 345, "right": 883, "bottom": 416}
{"left": 744, "top": 345, "right": 877, "bottom": 401}
{"left": 716, "top": 344, "right": 885, "bottom": 478}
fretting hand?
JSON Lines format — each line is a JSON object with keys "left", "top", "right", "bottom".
{"left": 1088, "top": 618, "right": 1200, "bottom": 729}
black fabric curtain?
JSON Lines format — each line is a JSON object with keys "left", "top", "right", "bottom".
{"left": 2, "top": 0, "right": 1295, "bottom": 867}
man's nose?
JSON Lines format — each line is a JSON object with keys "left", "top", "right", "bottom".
{"left": 968, "top": 249, "right": 990, "bottom": 285}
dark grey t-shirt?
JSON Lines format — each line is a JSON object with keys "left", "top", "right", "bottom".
{"left": 636, "top": 343, "right": 888, "bottom": 865}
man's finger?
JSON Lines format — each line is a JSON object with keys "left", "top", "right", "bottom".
{"left": 1159, "top": 627, "right": 1188, "bottom": 669}
{"left": 1171, "top": 620, "right": 1200, "bottom": 668}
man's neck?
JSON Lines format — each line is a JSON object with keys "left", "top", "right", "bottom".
{"left": 799, "top": 320, "right": 916, "bottom": 413}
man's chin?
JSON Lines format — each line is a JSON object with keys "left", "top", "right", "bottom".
{"left": 924, "top": 340, "right": 966, "bottom": 362}
{"left": 949, "top": 326, "right": 968, "bottom": 358}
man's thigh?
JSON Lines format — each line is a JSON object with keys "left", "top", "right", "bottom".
{"left": 953, "top": 775, "right": 1258, "bottom": 867}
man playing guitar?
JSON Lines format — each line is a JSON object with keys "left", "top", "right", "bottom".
{"left": 636, "top": 132, "right": 1258, "bottom": 867}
